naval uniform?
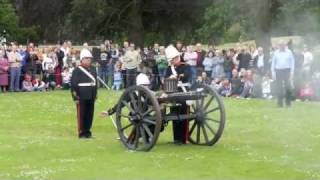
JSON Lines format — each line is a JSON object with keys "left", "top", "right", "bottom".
{"left": 165, "top": 63, "right": 191, "bottom": 144}
{"left": 71, "top": 65, "right": 97, "bottom": 138}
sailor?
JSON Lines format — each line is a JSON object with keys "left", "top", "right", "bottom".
{"left": 71, "top": 49, "right": 97, "bottom": 138}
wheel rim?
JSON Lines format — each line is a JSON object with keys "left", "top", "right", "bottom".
{"left": 188, "top": 83, "right": 226, "bottom": 146}
{"left": 116, "top": 86, "right": 162, "bottom": 151}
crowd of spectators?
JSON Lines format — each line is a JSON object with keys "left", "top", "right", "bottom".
{"left": 0, "top": 40, "right": 319, "bottom": 101}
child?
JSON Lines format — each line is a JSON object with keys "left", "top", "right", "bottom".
{"left": 62, "top": 67, "right": 71, "bottom": 90}
{"left": 210, "top": 78, "right": 222, "bottom": 91}
{"left": 299, "top": 82, "right": 315, "bottom": 101}
{"left": 22, "top": 74, "right": 34, "bottom": 92}
{"left": 33, "top": 78, "right": 46, "bottom": 91}
{"left": 219, "top": 79, "right": 232, "bottom": 97}
{"left": 112, "top": 62, "right": 122, "bottom": 90}
{"left": 262, "top": 75, "right": 273, "bottom": 99}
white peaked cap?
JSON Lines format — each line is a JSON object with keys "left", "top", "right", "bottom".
{"left": 165, "top": 45, "right": 180, "bottom": 62}
{"left": 80, "top": 49, "right": 93, "bottom": 60}
{"left": 136, "top": 73, "right": 150, "bottom": 86}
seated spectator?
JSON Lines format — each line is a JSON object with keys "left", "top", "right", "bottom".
{"left": 299, "top": 82, "right": 315, "bottom": 101}
{"left": 262, "top": 75, "right": 273, "bottom": 99}
{"left": 240, "top": 70, "right": 254, "bottom": 98}
{"left": 198, "top": 72, "right": 211, "bottom": 85}
{"left": 230, "top": 69, "right": 243, "bottom": 96}
{"left": 62, "top": 67, "right": 71, "bottom": 90}
{"left": 218, "top": 79, "right": 232, "bottom": 97}
{"left": 22, "top": 74, "right": 34, "bottom": 92}
{"left": 33, "top": 78, "right": 46, "bottom": 91}
{"left": 112, "top": 62, "right": 122, "bottom": 90}
{"left": 210, "top": 78, "right": 222, "bottom": 91}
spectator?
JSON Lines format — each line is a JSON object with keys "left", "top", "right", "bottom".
{"left": 299, "top": 82, "right": 315, "bottom": 101}
{"left": 262, "top": 74, "right": 273, "bottom": 99}
{"left": 271, "top": 41, "right": 295, "bottom": 107}
{"left": 62, "top": 67, "right": 71, "bottom": 90}
{"left": 97, "top": 44, "right": 111, "bottom": 87}
{"left": 202, "top": 50, "right": 214, "bottom": 78}
{"left": 112, "top": 61, "right": 122, "bottom": 90}
{"left": 122, "top": 43, "right": 141, "bottom": 87}
{"left": 230, "top": 69, "right": 243, "bottom": 96}
{"left": 253, "top": 47, "right": 266, "bottom": 76}
{"left": 195, "top": 43, "right": 206, "bottom": 75}
{"left": 8, "top": 43, "right": 22, "bottom": 92}
{"left": 240, "top": 70, "right": 254, "bottom": 98}
{"left": 155, "top": 46, "right": 168, "bottom": 84}
{"left": 211, "top": 50, "right": 225, "bottom": 80}
{"left": 237, "top": 48, "right": 252, "bottom": 71}
{"left": 184, "top": 45, "right": 198, "bottom": 84}
{"left": 0, "top": 49, "right": 9, "bottom": 92}
{"left": 302, "top": 45, "right": 313, "bottom": 80}
{"left": 219, "top": 79, "right": 232, "bottom": 97}
{"left": 22, "top": 74, "right": 34, "bottom": 92}
{"left": 224, "top": 50, "right": 234, "bottom": 80}
{"left": 33, "top": 77, "right": 46, "bottom": 91}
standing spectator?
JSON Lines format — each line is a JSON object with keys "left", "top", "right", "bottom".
{"left": 8, "top": 43, "right": 22, "bottom": 92}
{"left": 97, "top": 44, "right": 110, "bottom": 87}
{"left": 237, "top": 48, "right": 252, "bottom": 71}
{"left": 253, "top": 47, "right": 266, "bottom": 76}
{"left": 224, "top": 50, "right": 234, "bottom": 80}
{"left": 195, "top": 43, "right": 206, "bottom": 75}
{"left": 271, "top": 41, "right": 295, "bottom": 107}
{"left": 184, "top": 45, "right": 198, "bottom": 84}
{"left": 202, "top": 50, "right": 215, "bottom": 78}
{"left": 302, "top": 45, "right": 313, "bottom": 80}
{"left": 155, "top": 46, "right": 168, "bottom": 84}
{"left": 61, "top": 41, "right": 70, "bottom": 67}
{"left": 211, "top": 50, "right": 225, "bottom": 80}
{"left": 24, "top": 43, "right": 39, "bottom": 76}
{"left": 122, "top": 43, "right": 141, "bottom": 87}
{"left": 62, "top": 67, "right": 72, "bottom": 90}
{"left": 0, "top": 49, "right": 9, "bottom": 92}
{"left": 112, "top": 62, "right": 122, "bottom": 90}
{"left": 55, "top": 44, "right": 65, "bottom": 88}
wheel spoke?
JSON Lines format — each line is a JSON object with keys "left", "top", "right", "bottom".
{"left": 206, "top": 117, "right": 220, "bottom": 123}
{"left": 129, "top": 92, "right": 138, "bottom": 111}
{"left": 126, "top": 129, "right": 135, "bottom": 143}
{"left": 122, "top": 101, "right": 135, "bottom": 114}
{"left": 133, "top": 126, "right": 140, "bottom": 148}
{"left": 140, "top": 126, "right": 148, "bottom": 144}
{"left": 142, "top": 124, "right": 153, "bottom": 139}
{"left": 120, "top": 114, "right": 130, "bottom": 119}
{"left": 201, "top": 124, "right": 209, "bottom": 143}
{"left": 142, "top": 118, "right": 156, "bottom": 125}
{"left": 121, "top": 123, "right": 134, "bottom": 131}
{"left": 189, "top": 121, "right": 197, "bottom": 135}
{"left": 204, "top": 96, "right": 214, "bottom": 110}
{"left": 137, "top": 91, "right": 142, "bottom": 110}
{"left": 205, "top": 121, "right": 216, "bottom": 135}
{"left": 196, "top": 124, "right": 201, "bottom": 144}
{"left": 142, "top": 107, "right": 154, "bottom": 117}
{"left": 206, "top": 107, "right": 220, "bottom": 114}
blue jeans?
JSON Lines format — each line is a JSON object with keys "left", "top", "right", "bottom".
{"left": 190, "top": 66, "right": 197, "bottom": 84}
{"left": 98, "top": 65, "right": 108, "bottom": 86}
{"left": 10, "top": 67, "right": 21, "bottom": 91}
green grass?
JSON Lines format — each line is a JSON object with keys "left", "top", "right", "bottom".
{"left": 0, "top": 90, "right": 320, "bottom": 180}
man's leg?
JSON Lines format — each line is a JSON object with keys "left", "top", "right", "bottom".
{"left": 10, "top": 68, "right": 15, "bottom": 91}
{"left": 15, "top": 67, "right": 21, "bottom": 91}
{"left": 276, "top": 70, "right": 284, "bottom": 107}
{"left": 83, "top": 100, "right": 95, "bottom": 137}
{"left": 283, "top": 70, "right": 292, "bottom": 107}
{"left": 77, "top": 101, "right": 85, "bottom": 137}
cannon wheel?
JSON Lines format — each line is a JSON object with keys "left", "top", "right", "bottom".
{"left": 115, "top": 85, "right": 162, "bottom": 151}
{"left": 188, "top": 83, "right": 225, "bottom": 146}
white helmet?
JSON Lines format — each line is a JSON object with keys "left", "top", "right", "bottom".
{"left": 136, "top": 73, "right": 150, "bottom": 86}
{"left": 80, "top": 49, "right": 93, "bottom": 60}
{"left": 165, "top": 45, "right": 180, "bottom": 62}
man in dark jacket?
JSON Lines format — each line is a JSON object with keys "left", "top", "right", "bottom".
{"left": 165, "top": 45, "right": 191, "bottom": 145}
{"left": 71, "top": 49, "right": 97, "bottom": 138}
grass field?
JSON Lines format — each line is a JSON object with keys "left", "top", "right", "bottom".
{"left": 0, "top": 90, "right": 320, "bottom": 180}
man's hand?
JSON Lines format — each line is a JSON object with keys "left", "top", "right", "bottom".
{"left": 100, "top": 111, "right": 109, "bottom": 117}
{"left": 74, "top": 100, "right": 79, "bottom": 104}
